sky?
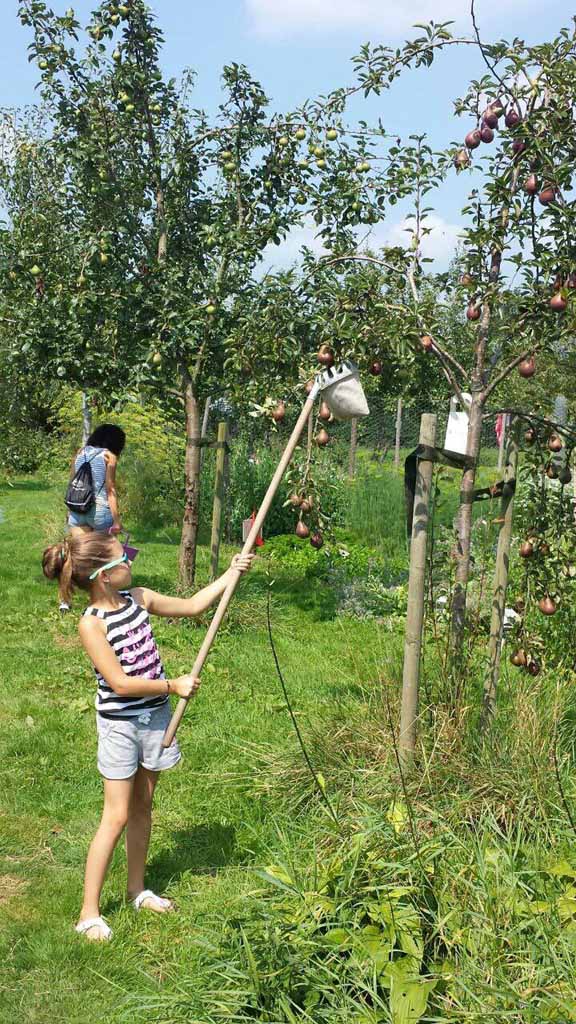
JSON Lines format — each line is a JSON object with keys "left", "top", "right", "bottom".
{"left": 0, "top": 0, "right": 573, "bottom": 270}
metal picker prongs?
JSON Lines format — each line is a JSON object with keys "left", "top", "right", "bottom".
{"left": 162, "top": 358, "right": 370, "bottom": 749}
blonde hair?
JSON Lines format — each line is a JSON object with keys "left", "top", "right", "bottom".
{"left": 42, "top": 532, "right": 119, "bottom": 605}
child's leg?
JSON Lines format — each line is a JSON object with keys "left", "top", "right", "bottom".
{"left": 126, "top": 766, "right": 167, "bottom": 907}
{"left": 78, "top": 775, "right": 134, "bottom": 931}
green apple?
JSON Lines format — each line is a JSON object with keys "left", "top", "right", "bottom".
{"left": 39, "top": 60, "right": 48, "bottom": 70}
{"left": 313, "top": 146, "right": 324, "bottom": 158}
{"left": 112, "top": 49, "right": 121, "bottom": 61}
{"left": 119, "top": 5, "right": 130, "bottom": 15}
{"left": 224, "top": 162, "right": 235, "bottom": 172}
{"left": 99, "top": 252, "right": 109, "bottom": 264}
{"left": 326, "top": 128, "right": 338, "bottom": 141}
{"left": 298, "top": 159, "right": 309, "bottom": 169}
{"left": 316, "top": 159, "right": 326, "bottom": 169}
{"left": 119, "top": 91, "right": 130, "bottom": 102}
{"left": 99, "top": 170, "right": 108, "bottom": 181}
{"left": 152, "top": 352, "right": 162, "bottom": 365}
{"left": 205, "top": 304, "right": 217, "bottom": 315}
{"left": 295, "top": 194, "right": 306, "bottom": 204}
{"left": 29, "top": 264, "right": 41, "bottom": 276}
{"left": 125, "top": 103, "right": 135, "bottom": 112}
{"left": 295, "top": 128, "right": 306, "bottom": 140}
{"left": 221, "top": 150, "right": 233, "bottom": 160}
{"left": 278, "top": 136, "right": 289, "bottom": 147}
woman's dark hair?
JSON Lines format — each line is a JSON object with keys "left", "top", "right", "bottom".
{"left": 86, "top": 423, "right": 126, "bottom": 456}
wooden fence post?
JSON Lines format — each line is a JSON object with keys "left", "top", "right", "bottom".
{"left": 497, "top": 413, "right": 507, "bottom": 471}
{"left": 209, "top": 421, "right": 228, "bottom": 580}
{"left": 81, "top": 392, "right": 92, "bottom": 445}
{"left": 482, "top": 419, "right": 519, "bottom": 726}
{"left": 348, "top": 417, "right": 358, "bottom": 478}
{"left": 399, "top": 414, "right": 437, "bottom": 766}
{"left": 394, "top": 398, "right": 403, "bottom": 469}
{"left": 199, "top": 396, "right": 211, "bottom": 470}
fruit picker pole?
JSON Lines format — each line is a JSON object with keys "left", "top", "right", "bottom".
{"left": 163, "top": 391, "right": 317, "bottom": 748}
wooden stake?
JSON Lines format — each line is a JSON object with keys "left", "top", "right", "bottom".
{"left": 482, "top": 420, "right": 519, "bottom": 726}
{"left": 348, "top": 417, "right": 358, "bottom": 478}
{"left": 497, "top": 412, "right": 507, "bottom": 472}
{"left": 399, "top": 414, "right": 437, "bottom": 766}
{"left": 199, "top": 396, "right": 211, "bottom": 470}
{"left": 394, "top": 398, "right": 403, "bottom": 469}
{"left": 209, "top": 421, "right": 228, "bottom": 580}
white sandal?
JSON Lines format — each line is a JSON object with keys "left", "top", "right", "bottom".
{"left": 131, "top": 889, "right": 174, "bottom": 912}
{"left": 75, "top": 916, "right": 113, "bottom": 941}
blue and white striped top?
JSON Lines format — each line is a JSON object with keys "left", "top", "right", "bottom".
{"left": 83, "top": 592, "right": 168, "bottom": 719}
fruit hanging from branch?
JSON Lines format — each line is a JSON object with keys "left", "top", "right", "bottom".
{"left": 272, "top": 401, "right": 286, "bottom": 423}
{"left": 420, "top": 334, "right": 433, "bottom": 351}
{"left": 482, "top": 108, "right": 499, "bottom": 129}
{"left": 315, "top": 428, "right": 329, "bottom": 447}
{"left": 548, "top": 434, "right": 563, "bottom": 452}
{"left": 538, "top": 595, "right": 557, "bottom": 616}
{"left": 518, "top": 356, "right": 536, "bottom": 378}
{"left": 369, "top": 360, "right": 382, "bottom": 376}
{"left": 310, "top": 532, "right": 324, "bottom": 549}
{"left": 454, "top": 149, "right": 470, "bottom": 170}
{"left": 523, "top": 173, "right": 538, "bottom": 195}
{"left": 317, "top": 345, "right": 334, "bottom": 367}
{"left": 480, "top": 125, "right": 495, "bottom": 144}
{"left": 465, "top": 129, "right": 481, "bottom": 150}
{"left": 524, "top": 427, "right": 536, "bottom": 445}
{"left": 538, "top": 185, "right": 557, "bottom": 206}
{"left": 466, "top": 303, "right": 481, "bottom": 321}
{"left": 295, "top": 520, "right": 310, "bottom": 539}
{"left": 558, "top": 466, "right": 572, "bottom": 485}
{"left": 300, "top": 497, "right": 313, "bottom": 514}
{"left": 289, "top": 493, "right": 302, "bottom": 508}
{"left": 527, "top": 659, "right": 541, "bottom": 676}
{"left": 318, "top": 401, "right": 331, "bottom": 421}
{"left": 505, "top": 108, "right": 521, "bottom": 128}
{"left": 519, "top": 540, "right": 534, "bottom": 558}
{"left": 545, "top": 462, "right": 559, "bottom": 480}
{"left": 550, "top": 292, "right": 567, "bottom": 312}
{"left": 510, "top": 649, "right": 528, "bottom": 667}
{"left": 460, "top": 273, "right": 474, "bottom": 288}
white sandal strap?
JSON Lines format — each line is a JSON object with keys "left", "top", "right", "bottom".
{"left": 131, "top": 889, "right": 171, "bottom": 911}
{"left": 75, "top": 916, "right": 112, "bottom": 938}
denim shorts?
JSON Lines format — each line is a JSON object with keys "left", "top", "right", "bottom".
{"left": 96, "top": 703, "right": 182, "bottom": 780}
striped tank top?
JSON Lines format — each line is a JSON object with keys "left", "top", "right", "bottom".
{"left": 83, "top": 592, "right": 168, "bottom": 719}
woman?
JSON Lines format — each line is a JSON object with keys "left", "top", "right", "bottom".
{"left": 67, "top": 423, "right": 126, "bottom": 539}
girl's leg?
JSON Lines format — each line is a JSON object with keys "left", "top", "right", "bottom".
{"left": 78, "top": 776, "right": 134, "bottom": 934}
{"left": 126, "top": 766, "right": 171, "bottom": 911}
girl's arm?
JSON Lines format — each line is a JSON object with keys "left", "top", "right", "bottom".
{"left": 139, "top": 553, "right": 256, "bottom": 618}
{"left": 78, "top": 616, "right": 198, "bottom": 699}
{"left": 104, "top": 451, "right": 121, "bottom": 530}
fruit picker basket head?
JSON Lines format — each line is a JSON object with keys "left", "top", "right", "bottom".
{"left": 317, "top": 361, "right": 369, "bottom": 420}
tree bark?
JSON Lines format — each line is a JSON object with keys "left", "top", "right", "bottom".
{"left": 399, "top": 414, "right": 437, "bottom": 766}
{"left": 482, "top": 420, "right": 519, "bottom": 727}
{"left": 81, "top": 391, "right": 92, "bottom": 445}
{"left": 209, "top": 421, "right": 228, "bottom": 580}
{"left": 179, "top": 367, "right": 202, "bottom": 587}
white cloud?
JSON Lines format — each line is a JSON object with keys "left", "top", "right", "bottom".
{"left": 259, "top": 213, "right": 463, "bottom": 274}
{"left": 246, "top": 0, "right": 530, "bottom": 38}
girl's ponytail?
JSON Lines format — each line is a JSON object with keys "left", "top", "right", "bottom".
{"left": 42, "top": 532, "right": 117, "bottom": 603}
{"left": 42, "top": 542, "right": 73, "bottom": 605}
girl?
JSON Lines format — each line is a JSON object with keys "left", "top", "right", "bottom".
{"left": 67, "top": 423, "right": 126, "bottom": 538}
{"left": 42, "top": 530, "right": 254, "bottom": 942}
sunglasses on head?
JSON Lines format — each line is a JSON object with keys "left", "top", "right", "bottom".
{"left": 89, "top": 551, "right": 131, "bottom": 580}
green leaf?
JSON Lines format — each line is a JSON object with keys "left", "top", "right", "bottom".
{"left": 386, "top": 800, "right": 408, "bottom": 834}
{"left": 386, "top": 960, "right": 437, "bottom": 1024}
{"left": 323, "top": 927, "right": 351, "bottom": 948}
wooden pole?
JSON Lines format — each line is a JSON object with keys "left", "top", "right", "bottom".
{"left": 81, "top": 392, "right": 92, "bottom": 445}
{"left": 163, "top": 393, "right": 317, "bottom": 748}
{"left": 399, "top": 414, "right": 437, "bottom": 766}
{"left": 209, "top": 421, "right": 228, "bottom": 580}
{"left": 394, "top": 398, "right": 403, "bottom": 469}
{"left": 348, "top": 417, "right": 358, "bottom": 478}
{"left": 482, "top": 420, "right": 519, "bottom": 726}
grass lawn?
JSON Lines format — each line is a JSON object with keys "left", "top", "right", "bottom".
{"left": 2, "top": 469, "right": 576, "bottom": 1023}
{"left": 0, "top": 477, "right": 399, "bottom": 1023}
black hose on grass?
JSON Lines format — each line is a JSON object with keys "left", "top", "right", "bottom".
{"left": 266, "top": 585, "right": 339, "bottom": 826}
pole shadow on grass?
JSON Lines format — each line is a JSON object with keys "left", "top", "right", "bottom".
{"left": 146, "top": 822, "right": 238, "bottom": 888}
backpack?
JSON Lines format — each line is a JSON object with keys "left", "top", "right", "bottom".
{"left": 64, "top": 451, "right": 101, "bottom": 514}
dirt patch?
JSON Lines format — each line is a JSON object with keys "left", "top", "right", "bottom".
{"left": 0, "top": 875, "right": 30, "bottom": 905}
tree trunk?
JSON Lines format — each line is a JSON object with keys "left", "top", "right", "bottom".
{"left": 209, "top": 421, "right": 228, "bottom": 580}
{"left": 81, "top": 392, "right": 92, "bottom": 445}
{"left": 482, "top": 421, "right": 519, "bottom": 727}
{"left": 400, "top": 414, "right": 437, "bottom": 766}
{"left": 449, "top": 389, "right": 484, "bottom": 660}
{"left": 179, "top": 369, "right": 202, "bottom": 587}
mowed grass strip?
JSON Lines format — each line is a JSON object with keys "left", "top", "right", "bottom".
{"left": 0, "top": 478, "right": 391, "bottom": 1023}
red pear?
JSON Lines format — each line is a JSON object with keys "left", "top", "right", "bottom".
{"left": 289, "top": 493, "right": 303, "bottom": 507}
{"left": 310, "top": 532, "right": 324, "bottom": 549}
{"left": 519, "top": 540, "right": 534, "bottom": 558}
{"left": 518, "top": 357, "right": 535, "bottom": 378}
{"left": 466, "top": 304, "right": 481, "bottom": 321}
{"left": 460, "top": 273, "right": 474, "bottom": 288}
{"left": 480, "top": 125, "right": 494, "bottom": 143}
{"left": 318, "top": 401, "right": 331, "bottom": 421}
{"left": 545, "top": 463, "right": 558, "bottom": 480}
{"left": 369, "top": 360, "right": 382, "bottom": 376}
{"left": 454, "top": 149, "right": 470, "bottom": 170}
{"left": 272, "top": 400, "right": 286, "bottom": 423}
{"left": 550, "top": 292, "right": 567, "bottom": 312}
{"left": 538, "top": 595, "right": 557, "bottom": 616}
{"left": 317, "top": 345, "right": 334, "bottom": 367}
{"left": 511, "top": 649, "right": 528, "bottom": 667}
{"left": 300, "top": 498, "right": 313, "bottom": 514}
{"left": 420, "top": 334, "right": 434, "bottom": 351}
{"left": 524, "top": 427, "right": 536, "bottom": 445}
{"left": 465, "top": 129, "right": 482, "bottom": 150}
{"left": 527, "top": 659, "right": 541, "bottom": 676}
{"left": 315, "top": 428, "right": 329, "bottom": 447}
{"left": 304, "top": 379, "right": 315, "bottom": 394}
{"left": 505, "top": 108, "right": 521, "bottom": 128}
{"left": 512, "top": 140, "right": 526, "bottom": 155}
{"left": 482, "top": 109, "right": 499, "bottom": 129}
{"left": 558, "top": 466, "right": 572, "bottom": 485}
{"left": 548, "top": 434, "right": 563, "bottom": 452}
{"left": 523, "top": 174, "right": 538, "bottom": 195}
{"left": 539, "top": 186, "right": 556, "bottom": 206}
{"left": 295, "top": 520, "right": 310, "bottom": 539}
